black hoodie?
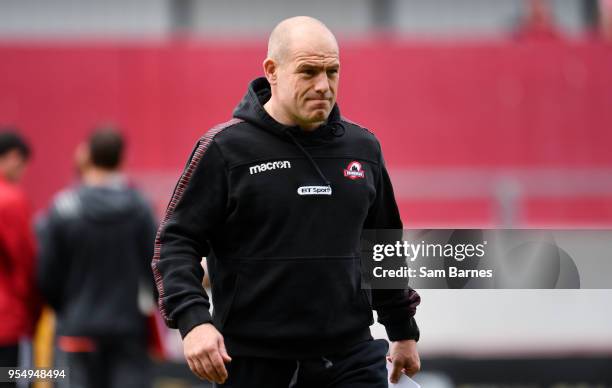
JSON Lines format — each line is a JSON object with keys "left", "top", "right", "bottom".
{"left": 153, "top": 77, "right": 420, "bottom": 358}
{"left": 37, "top": 178, "right": 157, "bottom": 337}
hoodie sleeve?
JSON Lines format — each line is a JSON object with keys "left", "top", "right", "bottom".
{"left": 152, "top": 137, "right": 228, "bottom": 338}
{"left": 36, "top": 206, "right": 68, "bottom": 311}
{"left": 364, "top": 142, "right": 421, "bottom": 342}
{"left": 133, "top": 195, "right": 159, "bottom": 303}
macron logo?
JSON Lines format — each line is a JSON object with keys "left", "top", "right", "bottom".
{"left": 249, "top": 160, "right": 292, "bottom": 175}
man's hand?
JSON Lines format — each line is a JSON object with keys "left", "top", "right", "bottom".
{"left": 387, "top": 339, "right": 420, "bottom": 383}
{"left": 183, "top": 323, "right": 232, "bottom": 384}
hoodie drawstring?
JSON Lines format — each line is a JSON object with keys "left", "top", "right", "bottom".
{"left": 329, "top": 122, "right": 346, "bottom": 137}
{"left": 284, "top": 130, "right": 332, "bottom": 187}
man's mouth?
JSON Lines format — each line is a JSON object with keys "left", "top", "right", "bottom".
{"left": 307, "top": 99, "right": 330, "bottom": 106}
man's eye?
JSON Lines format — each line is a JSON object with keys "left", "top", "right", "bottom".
{"left": 327, "top": 69, "right": 339, "bottom": 76}
{"left": 302, "top": 69, "right": 316, "bottom": 76}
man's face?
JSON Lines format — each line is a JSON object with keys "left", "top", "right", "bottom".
{"left": 274, "top": 44, "right": 340, "bottom": 129}
{"left": 1, "top": 149, "right": 28, "bottom": 183}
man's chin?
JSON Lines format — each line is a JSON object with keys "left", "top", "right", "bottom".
{"left": 306, "top": 109, "right": 330, "bottom": 123}
{"left": 295, "top": 109, "right": 332, "bottom": 129}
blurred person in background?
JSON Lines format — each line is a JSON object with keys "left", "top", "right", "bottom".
{"left": 600, "top": 0, "right": 612, "bottom": 40}
{"left": 153, "top": 16, "right": 420, "bottom": 387}
{"left": 515, "top": 0, "right": 560, "bottom": 40}
{"left": 37, "top": 127, "right": 157, "bottom": 388}
{"left": 0, "top": 130, "right": 40, "bottom": 374}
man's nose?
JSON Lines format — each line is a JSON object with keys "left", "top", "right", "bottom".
{"left": 313, "top": 73, "right": 330, "bottom": 95}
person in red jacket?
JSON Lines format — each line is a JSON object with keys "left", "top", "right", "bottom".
{"left": 0, "top": 130, "right": 39, "bottom": 370}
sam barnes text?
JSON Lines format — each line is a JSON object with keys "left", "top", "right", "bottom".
{"left": 373, "top": 266, "right": 493, "bottom": 278}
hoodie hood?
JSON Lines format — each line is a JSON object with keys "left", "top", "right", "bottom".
{"left": 77, "top": 177, "right": 145, "bottom": 223}
{"left": 232, "top": 77, "right": 345, "bottom": 144}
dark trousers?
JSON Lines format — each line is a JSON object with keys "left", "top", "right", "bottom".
{"left": 216, "top": 339, "right": 389, "bottom": 388}
{"left": 56, "top": 336, "right": 150, "bottom": 388}
{"left": 0, "top": 344, "right": 18, "bottom": 388}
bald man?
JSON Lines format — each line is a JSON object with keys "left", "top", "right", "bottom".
{"left": 153, "top": 16, "right": 421, "bottom": 387}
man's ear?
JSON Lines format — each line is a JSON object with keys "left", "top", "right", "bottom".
{"left": 75, "top": 143, "right": 91, "bottom": 172}
{"left": 263, "top": 58, "right": 278, "bottom": 85}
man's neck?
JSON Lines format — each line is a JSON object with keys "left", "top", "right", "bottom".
{"left": 0, "top": 165, "right": 16, "bottom": 184}
{"left": 81, "top": 168, "right": 121, "bottom": 187}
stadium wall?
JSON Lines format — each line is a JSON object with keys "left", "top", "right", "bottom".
{"left": 0, "top": 39, "right": 611, "bottom": 225}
